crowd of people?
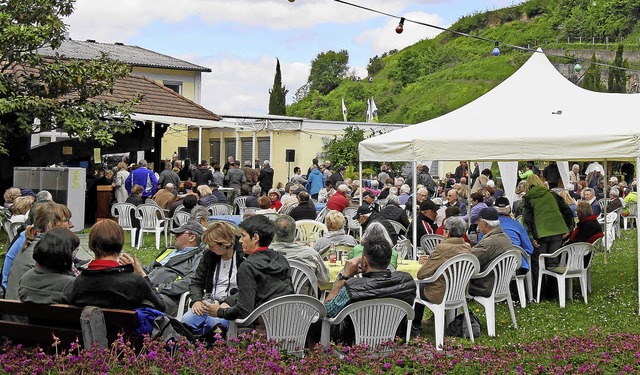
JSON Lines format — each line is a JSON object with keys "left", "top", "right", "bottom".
{"left": 0, "top": 156, "right": 633, "bottom": 346}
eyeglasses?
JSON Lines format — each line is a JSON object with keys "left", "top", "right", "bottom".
{"left": 418, "top": 193, "right": 428, "bottom": 197}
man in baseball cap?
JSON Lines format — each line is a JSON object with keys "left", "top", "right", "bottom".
{"left": 138, "top": 220, "right": 206, "bottom": 316}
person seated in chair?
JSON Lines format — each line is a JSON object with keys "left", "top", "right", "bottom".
{"left": 288, "top": 191, "right": 317, "bottom": 221}
{"left": 564, "top": 201, "right": 603, "bottom": 246}
{"left": 468, "top": 207, "right": 512, "bottom": 298}
{"left": 313, "top": 210, "right": 357, "bottom": 255}
{"left": 269, "top": 215, "right": 329, "bottom": 294}
{"left": 196, "top": 215, "right": 293, "bottom": 322}
{"left": 182, "top": 222, "right": 244, "bottom": 336}
{"left": 413, "top": 216, "right": 471, "bottom": 331}
{"left": 127, "top": 221, "right": 205, "bottom": 316}
{"left": 324, "top": 224, "right": 415, "bottom": 344}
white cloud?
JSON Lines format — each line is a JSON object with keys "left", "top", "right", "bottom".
{"left": 66, "top": 0, "right": 415, "bottom": 41}
{"left": 355, "top": 11, "right": 446, "bottom": 55}
{"left": 190, "top": 56, "right": 310, "bottom": 115}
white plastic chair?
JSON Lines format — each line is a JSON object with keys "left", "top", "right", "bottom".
{"left": 321, "top": 298, "right": 414, "bottom": 350}
{"left": 175, "top": 291, "right": 190, "bottom": 320}
{"left": 233, "top": 196, "right": 250, "bottom": 215}
{"left": 623, "top": 201, "right": 637, "bottom": 230}
{"left": 288, "top": 259, "right": 319, "bottom": 299}
{"left": 295, "top": 220, "right": 328, "bottom": 244}
{"left": 7, "top": 221, "right": 24, "bottom": 244}
{"left": 135, "top": 204, "right": 169, "bottom": 250}
{"left": 536, "top": 242, "right": 595, "bottom": 308}
{"left": 342, "top": 207, "right": 360, "bottom": 237}
{"left": 394, "top": 238, "right": 412, "bottom": 261}
{"left": 315, "top": 206, "right": 329, "bottom": 223}
{"left": 280, "top": 202, "right": 298, "bottom": 216}
{"left": 388, "top": 220, "right": 408, "bottom": 237}
{"left": 512, "top": 246, "right": 534, "bottom": 308}
{"left": 469, "top": 250, "right": 521, "bottom": 337}
{"left": 262, "top": 212, "right": 280, "bottom": 222}
{"left": 419, "top": 234, "right": 444, "bottom": 256}
{"left": 111, "top": 202, "right": 138, "bottom": 247}
{"left": 207, "top": 203, "right": 234, "bottom": 216}
{"left": 227, "top": 295, "right": 326, "bottom": 356}
{"left": 412, "top": 253, "right": 479, "bottom": 350}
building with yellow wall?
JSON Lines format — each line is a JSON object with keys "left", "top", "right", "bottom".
{"left": 35, "top": 39, "right": 211, "bottom": 159}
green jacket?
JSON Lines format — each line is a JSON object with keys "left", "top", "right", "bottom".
{"left": 348, "top": 244, "right": 398, "bottom": 269}
{"left": 523, "top": 185, "right": 569, "bottom": 240}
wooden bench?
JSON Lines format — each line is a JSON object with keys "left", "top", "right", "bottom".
{"left": 0, "top": 300, "right": 141, "bottom": 349}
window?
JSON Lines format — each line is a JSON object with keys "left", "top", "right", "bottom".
{"left": 39, "top": 136, "right": 51, "bottom": 145}
{"left": 241, "top": 137, "right": 253, "bottom": 164}
{"left": 257, "top": 137, "right": 270, "bottom": 164}
{"left": 163, "top": 80, "right": 182, "bottom": 95}
{"left": 224, "top": 139, "right": 236, "bottom": 161}
{"left": 209, "top": 140, "right": 221, "bottom": 165}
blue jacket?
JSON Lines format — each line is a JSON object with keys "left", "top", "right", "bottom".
{"left": 478, "top": 216, "right": 534, "bottom": 270}
{"left": 125, "top": 167, "right": 158, "bottom": 198}
{"left": 306, "top": 168, "right": 325, "bottom": 195}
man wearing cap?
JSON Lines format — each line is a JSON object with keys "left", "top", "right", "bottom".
{"left": 354, "top": 205, "right": 398, "bottom": 245}
{"left": 586, "top": 166, "right": 604, "bottom": 189}
{"left": 482, "top": 197, "right": 534, "bottom": 281}
{"left": 242, "top": 160, "right": 258, "bottom": 195}
{"left": 407, "top": 199, "right": 439, "bottom": 245}
{"left": 469, "top": 207, "right": 513, "bottom": 297}
{"left": 131, "top": 220, "right": 205, "bottom": 316}
{"left": 258, "top": 160, "right": 275, "bottom": 193}
{"left": 361, "top": 190, "right": 380, "bottom": 213}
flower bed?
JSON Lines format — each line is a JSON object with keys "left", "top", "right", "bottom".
{"left": 2, "top": 328, "right": 640, "bottom": 374}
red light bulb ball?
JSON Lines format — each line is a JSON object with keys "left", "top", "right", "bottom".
{"left": 395, "top": 24, "right": 403, "bottom": 34}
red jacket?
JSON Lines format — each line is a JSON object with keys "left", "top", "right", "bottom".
{"left": 326, "top": 191, "right": 349, "bottom": 212}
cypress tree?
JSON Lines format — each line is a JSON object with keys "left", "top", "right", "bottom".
{"left": 268, "top": 58, "right": 288, "bottom": 115}
{"left": 608, "top": 44, "right": 627, "bottom": 93}
{"left": 582, "top": 53, "right": 604, "bottom": 92}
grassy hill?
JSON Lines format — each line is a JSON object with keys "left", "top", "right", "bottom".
{"left": 287, "top": 0, "right": 640, "bottom": 124}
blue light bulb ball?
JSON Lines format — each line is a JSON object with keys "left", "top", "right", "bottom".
{"left": 492, "top": 47, "right": 500, "bottom": 56}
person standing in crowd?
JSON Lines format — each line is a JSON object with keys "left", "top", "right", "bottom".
{"left": 114, "top": 162, "right": 130, "bottom": 203}
{"left": 242, "top": 160, "right": 257, "bottom": 195}
{"left": 157, "top": 161, "right": 180, "bottom": 190}
{"left": 258, "top": 160, "right": 275, "bottom": 193}
{"left": 193, "top": 160, "right": 214, "bottom": 187}
{"left": 125, "top": 160, "right": 157, "bottom": 199}
{"left": 306, "top": 164, "right": 325, "bottom": 200}
{"left": 522, "top": 175, "right": 572, "bottom": 299}
{"left": 180, "top": 158, "right": 193, "bottom": 182}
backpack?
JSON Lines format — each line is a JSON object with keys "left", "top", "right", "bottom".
{"left": 447, "top": 311, "right": 482, "bottom": 338}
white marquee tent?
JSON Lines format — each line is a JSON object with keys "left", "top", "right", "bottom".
{"left": 359, "top": 48, "right": 640, "bottom": 312}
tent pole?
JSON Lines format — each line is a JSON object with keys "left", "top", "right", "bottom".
{"left": 636, "top": 157, "right": 640, "bottom": 315}
{"left": 467, "top": 160, "right": 472, "bottom": 230}
{"left": 603, "top": 159, "right": 608, "bottom": 264}
{"left": 412, "top": 161, "right": 418, "bottom": 260}
{"left": 359, "top": 161, "right": 363, "bottom": 239}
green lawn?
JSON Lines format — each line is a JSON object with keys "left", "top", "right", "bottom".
{"left": 2, "top": 227, "right": 639, "bottom": 350}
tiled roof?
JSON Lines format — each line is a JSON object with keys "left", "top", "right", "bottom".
{"left": 94, "top": 75, "right": 220, "bottom": 121}
{"left": 38, "top": 40, "right": 211, "bottom": 72}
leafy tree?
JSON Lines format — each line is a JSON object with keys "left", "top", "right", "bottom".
{"left": 0, "top": 0, "right": 138, "bottom": 155}
{"left": 323, "top": 125, "right": 364, "bottom": 169}
{"left": 608, "top": 44, "right": 627, "bottom": 93}
{"left": 308, "top": 50, "right": 349, "bottom": 95}
{"left": 582, "top": 53, "right": 604, "bottom": 92}
{"left": 268, "top": 58, "right": 288, "bottom": 115}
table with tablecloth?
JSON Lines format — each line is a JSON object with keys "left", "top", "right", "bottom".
{"left": 208, "top": 215, "right": 242, "bottom": 226}
{"left": 323, "top": 260, "right": 422, "bottom": 281}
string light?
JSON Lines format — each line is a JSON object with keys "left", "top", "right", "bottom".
{"left": 492, "top": 41, "right": 500, "bottom": 56}
{"left": 574, "top": 63, "right": 582, "bottom": 72}
{"left": 324, "top": 0, "right": 640, "bottom": 75}
{"left": 396, "top": 17, "right": 405, "bottom": 34}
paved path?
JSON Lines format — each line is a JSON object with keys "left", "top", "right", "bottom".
{"left": 74, "top": 233, "right": 94, "bottom": 262}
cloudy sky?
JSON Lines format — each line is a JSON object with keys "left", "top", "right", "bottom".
{"left": 65, "top": 0, "right": 518, "bottom": 116}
